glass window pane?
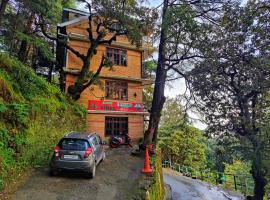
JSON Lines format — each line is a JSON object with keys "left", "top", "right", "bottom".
{"left": 60, "top": 139, "right": 89, "bottom": 150}
{"left": 105, "top": 80, "right": 128, "bottom": 100}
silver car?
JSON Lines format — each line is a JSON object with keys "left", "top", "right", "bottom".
{"left": 49, "top": 132, "right": 106, "bottom": 178}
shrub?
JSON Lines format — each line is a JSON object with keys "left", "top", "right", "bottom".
{"left": 148, "top": 148, "right": 165, "bottom": 200}
{"left": 0, "top": 53, "right": 86, "bottom": 191}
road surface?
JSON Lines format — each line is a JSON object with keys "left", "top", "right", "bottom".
{"left": 163, "top": 169, "right": 244, "bottom": 200}
{"left": 11, "top": 148, "right": 144, "bottom": 200}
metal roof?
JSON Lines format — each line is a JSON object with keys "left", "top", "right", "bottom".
{"left": 58, "top": 15, "right": 88, "bottom": 28}
{"left": 63, "top": 8, "right": 89, "bottom": 16}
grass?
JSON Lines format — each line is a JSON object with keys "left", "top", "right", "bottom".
{"left": 147, "top": 148, "right": 165, "bottom": 200}
{"left": 0, "top": 53, "right": 87, "bottom": 191}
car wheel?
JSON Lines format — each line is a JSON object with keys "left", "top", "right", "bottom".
{"left": 102, "top": 152, "right": 106, "bottom": 161}
{"left": 88, "top": 163, "right": 96, "bottom": 179}
{"left": 110, "top": 143, "right": 118, "bottom": 148}
{"left": 49, "top": 168, "right": 58, "bottom": 176}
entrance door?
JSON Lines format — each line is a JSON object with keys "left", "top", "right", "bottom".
{"left": 105, "top": 117, "right": 128, "bottom": 136}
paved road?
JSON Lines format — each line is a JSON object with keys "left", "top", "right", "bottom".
{"left": 163, "top": 169, "right": 244, "bottom": 200}
{"left": 12, "top": 148, "right": 144, "bottom": 200}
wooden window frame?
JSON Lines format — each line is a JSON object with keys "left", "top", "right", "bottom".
{"left": 105, "top": 80, "right": 128, "bottom": 101}
{"left": 106, "top": 47, "right": 127, "bottom": 66}
{"left": 105, "top": 117, "right": 128, "bottom": 137}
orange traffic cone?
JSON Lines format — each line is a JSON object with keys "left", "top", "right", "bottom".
{"left": 141, "top": 147, "right": 152, "bottom": 174}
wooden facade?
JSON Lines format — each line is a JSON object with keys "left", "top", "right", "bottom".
{"left": 58, "top": 9, "right": 151, "bottom": 141}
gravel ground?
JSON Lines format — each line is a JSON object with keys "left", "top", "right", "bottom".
{"left": 11, "top": 147, "right": 144, "bottom": 200}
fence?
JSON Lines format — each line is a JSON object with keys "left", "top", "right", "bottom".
{"left": 162, "top": 160, "right": 254, "bottom": 196}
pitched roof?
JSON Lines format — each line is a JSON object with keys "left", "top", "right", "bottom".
{"left": 63, "top": 8, "right": 89, "bottom": 16}
{"left": 58, "top": 15, "right": 88, "bottom": 28}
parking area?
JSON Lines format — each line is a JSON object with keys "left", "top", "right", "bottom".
{"left": 12, "top": 147, "right": 144, "bottom": 200}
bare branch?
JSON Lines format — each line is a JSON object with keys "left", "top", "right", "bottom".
{"left": 66, "top": 45, "right": 86, "bottom": 60}
{"left": 37, "top": 22, "right": 57, "bottom": 41}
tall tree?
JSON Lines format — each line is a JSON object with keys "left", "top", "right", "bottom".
{"left": 188, "top": 1, "right": 270, "bottom": 199}
{"left": 1, "top": 0, "right": 75, "bottom": 77}
{"left": 143, "top": 0, "right": 169, "bottom": 145}
{"left": 143, "top": 0, "right": 227, "bottom": 145}
{"left": 0, "top": 0, "right": 9, "bottom": 24}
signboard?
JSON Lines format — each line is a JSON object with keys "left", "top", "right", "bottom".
{"left": 88, "top": 100, "right": 143, "bottom": 112}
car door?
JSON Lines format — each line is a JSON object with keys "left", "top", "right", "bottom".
{"left": 91, "top": 137, "right": 102, "bottom": 162}
{"left": 94, "top": 136, "right": 102, "bottom": 162}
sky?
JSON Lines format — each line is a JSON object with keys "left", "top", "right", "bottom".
{"left": 164, "top": 79, "right": 207, "bottom": 130}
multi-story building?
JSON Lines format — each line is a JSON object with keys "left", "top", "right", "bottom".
{"left": 56, "top": 8, "right": 152, "bottom": 141}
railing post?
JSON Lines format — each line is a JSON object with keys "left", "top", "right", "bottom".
{"left": 245, "top": 177, "right": 247, "bottom": 196}
{"left": 234, "top": 175, "right": 237, "bottom": 191}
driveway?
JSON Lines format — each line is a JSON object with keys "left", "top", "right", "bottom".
{"left": 163, "top": 168, "right": 244, "bottom": 200}
{"left": 12, "top": 148, "right": 144, "bottom": 200}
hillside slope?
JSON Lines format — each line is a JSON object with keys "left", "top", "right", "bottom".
{"left": 0, "top": 54, "right": 86, "bottom": 192}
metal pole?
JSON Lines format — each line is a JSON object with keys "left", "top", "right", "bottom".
{"left": 245, "top": 177, "right": 247, "bottom": 196}
{"left": 234, "top": 175, "right": 237, "bottom": 191}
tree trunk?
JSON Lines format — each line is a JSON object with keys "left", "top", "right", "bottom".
{"left": 47, "top": 63, "right": 53, "bottom": 83}
{"left": 67, "top": 60, "right": 89, "bottom": 100}
{"left": 59, "top": 66, "right": 65, "bottom": 92}
{"left": 18, "top": 40, "right": 28, "bottom": 62}
{"left": 143, "top": 0, "right": 169, "bottom": 146}
{"left": 251, "top": 146, "right": 267, "bottom": 200}
{"left": 18, "top": 12, "right": 35, "bottom": 63}
{"left": 67, "top": 42, "right": 103, "bottom": 100}
{"left": 47, "top": 43, "right": 55, "bottom": 83}
{"left": 0, "top": 0, "right": 9, "bottom": 24}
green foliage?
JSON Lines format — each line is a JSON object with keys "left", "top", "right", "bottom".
{"left": 142, "top": 60, "right": 156, "bottom": 112}
{"left": 224, "top": 160, "right": 254, "bottom": 195}
{"left": 187, "top": 2, "right": 270, "bottom": 198}
{"left": 148, "top": 148, "right": 165, "bottom": 200}
{"left": 265, "top": 184, "right": 270, "bottom": 200}
{"left": 159, "top": 125, "right": 206, "bottom": 169}
{"left": 143, "top": 86, "right": 154, "bottom": 112}
{"left": 160, "top": 96, "right": 186, "bottom": 127}
{"left": 8, "top": 103, "right": 29, "bottom": 125}
{"left": 0, "top": 71, "right": 22, "bottom": 102}
{"left": 16, "top": 32, "right": 54, "bottom": 60}
{"left": 204, "top": 136, "right": 247, "bottom": 172}
{"left": 158, "top": 96, "right": 206, "bottom": 169}
{"left": 0, "top": 54, "right": 86, "bottom": 191}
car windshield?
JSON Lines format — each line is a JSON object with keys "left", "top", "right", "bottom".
{"left": 60, "top": 139, "right": 89, "bottom": 151}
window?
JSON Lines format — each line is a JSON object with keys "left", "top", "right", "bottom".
{"left": 105, "top": 117, "right": 128, "bottom": 136}
{"left": 106, "top": 47, "right": 127, "bottom": 66}
{"left": 108, "top": 23, "right": 122, "bottom": 33}
{"left": 60, "top": 139, "right": 89, "bottom": 151}
{"left": 105, "top": 80, "right": 128, "bottom": 100}
{"left": 92, "top": 137, "right": 99, "bottom": 146}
